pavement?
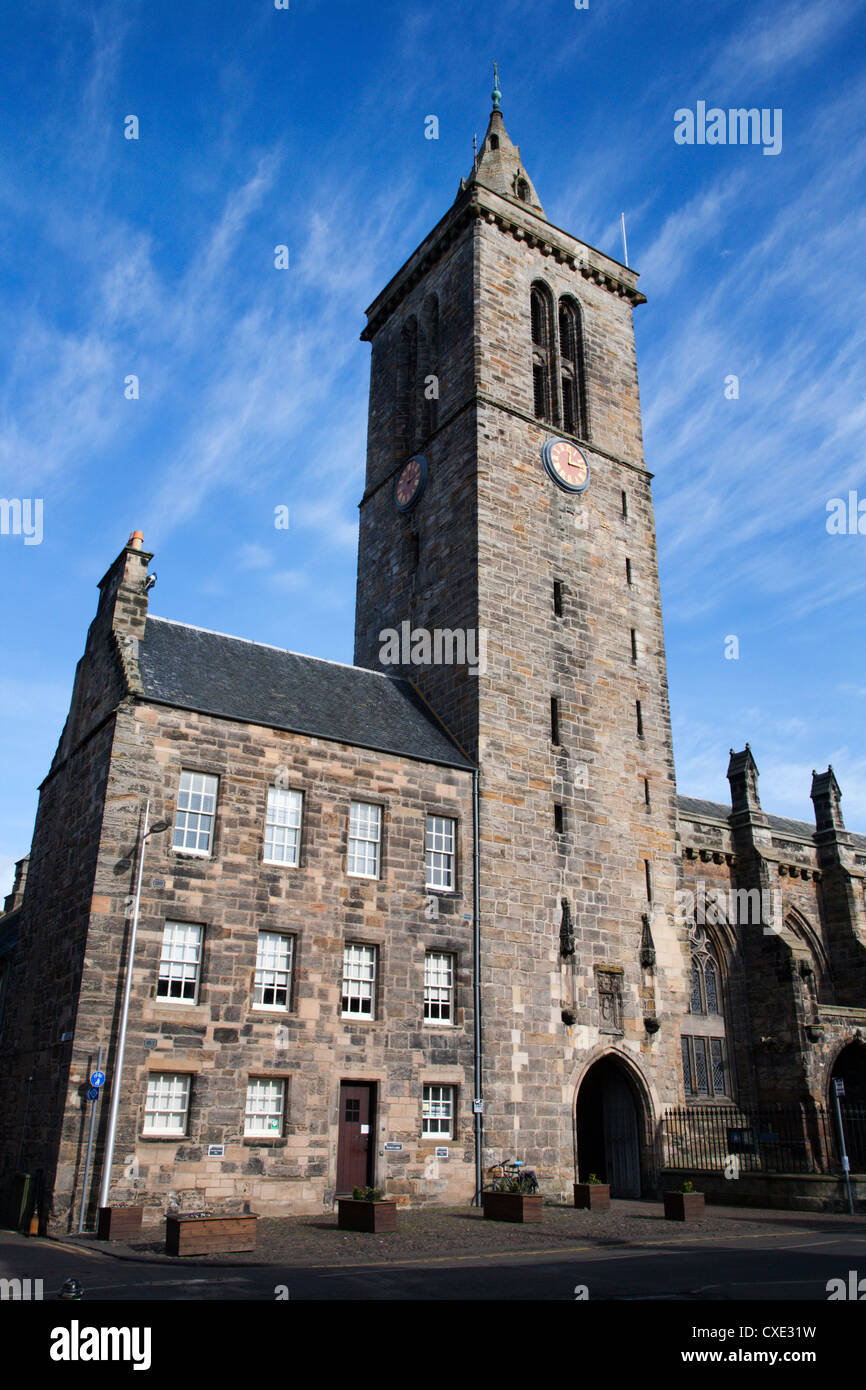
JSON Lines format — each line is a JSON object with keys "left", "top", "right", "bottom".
{"left": 3, "top": 1200, "right": 866, "bottom": 1304}
{"left": 14, "top": 1196, "right": 866, "bottom": 1269}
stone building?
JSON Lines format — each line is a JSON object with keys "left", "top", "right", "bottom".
{"left": 1, "top": 85, "right": 865, "bottom": 1230}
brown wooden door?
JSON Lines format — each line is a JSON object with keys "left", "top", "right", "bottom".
{"left": 337, "top": 1083, "right": 375, "bottom": 1192}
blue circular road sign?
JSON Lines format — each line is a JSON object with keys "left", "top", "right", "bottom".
{"left": 90, "top": 1071, "right": 106, "bottom": 1088}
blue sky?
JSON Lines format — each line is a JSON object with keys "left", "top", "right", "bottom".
{"left": 2, "top": 0, "right": 866, "bottom": 895}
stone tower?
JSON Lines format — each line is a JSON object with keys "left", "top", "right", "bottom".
{"left": 355, "top": 78, "right": 689, "bottom": 1195}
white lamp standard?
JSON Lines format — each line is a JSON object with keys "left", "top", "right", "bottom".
{"left": 97, "top": 799, "right": 170, "bottom": 1212}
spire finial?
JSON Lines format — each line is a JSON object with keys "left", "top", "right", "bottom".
{"left": 472, "top": 130, "right": 478, "bottom": 168}
{"left": 491, "top": 61, "right": 501, "bottom": 111}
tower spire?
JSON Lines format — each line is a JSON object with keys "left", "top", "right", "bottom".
{"left": 457, "top": 65, "right": 545, "bottom": 217}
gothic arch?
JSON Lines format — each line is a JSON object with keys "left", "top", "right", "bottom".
{"left": 397, "top": 315, "right": 418, "bottom": 449}
{"left": 784, "top": 908, "right": 832, "bottom": 1002}
{"left": 530, "top": 281, "right": 555, "bottom": 424}
{"left": 572, "top": 1045, "right": 656, "bottom": 1195}
{"left": 682, "top": 919, "right": 735, "bottom": 1100}
{"left": 419, "top": 294, "right": 439, "bottom": 440}
{"left": 557, "top": 295, "right": 588, "bottom": 440}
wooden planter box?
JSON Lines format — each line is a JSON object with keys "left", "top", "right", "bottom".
{"left": 165, "top": 1213, "right": 258, "bottom": 1256}
{"left": 663, "top": 1192, "right": 705, "bottom": 1222}
{"left": 481, "top": 1192, "right": 543, "bottom": 1224}
{"left": 574, "top": 1183, "right": 610, "bottom": 1211}
{"left": 337, "top": 1199, "right": 397, "bottom": 1233}
{"left": 97, "top": 1206, "right": 143, "bottom": 1241}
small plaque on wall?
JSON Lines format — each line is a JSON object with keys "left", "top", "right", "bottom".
{"left": 207, "top": 1145, "right": 225, "bottom": 1158}
{"left": 435, "top": 1147, "right": 449, "bottom": 1159}
{"left": 383, "top": 1142, "right": 403, "bottom": 1152}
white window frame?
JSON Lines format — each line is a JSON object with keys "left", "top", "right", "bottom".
{"left": 263, "top": 787, "right": 303, "bottom": 867}
{"left": 342, "top": 943, "right": 377, "bottom": 1018}
{"left": 422, "top": 1083, "right": 454, "bottom": 1139}
{"left": 347, "top": 802, "right": 382, "bottom": 879}
{"left": 173, "top": 770, "right": 218, "bottom": 856}
{"left": 244, "top": 1078, "right": 286, "bottom": 1137}
{"left": 424, "top": 951, "right": 455, "bottom": 1025}
{"left": 143, "top": 1073, "right": 191, "bottom": 1136}
{"left": 425, "top": 815, "right": 455, "bottom": 891}
{"left": 254, "top": 931, "right": 294, "bottom": 1011}
{"left": 156, "top": 922, "right": 203, "bottom": 1004}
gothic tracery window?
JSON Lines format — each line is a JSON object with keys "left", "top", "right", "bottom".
{"left": 558, "top": 297, "right": 587, "bottom": 439}
{"left": 398, "top": 316, "right": 418, "bottom": 449}
{"left": 419, "top": 295, "right": 439, "bottom": 440}
{"left": 530, "top": 284, "right": 554, "bottom": 423}
{"left": 682, "top": 925, "right": 729, "bottom": 1099}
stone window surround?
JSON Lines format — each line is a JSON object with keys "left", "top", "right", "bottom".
{"left": 341, "top": 941, "right": 379, "bottom": 1020}
{"left": 347, "top": 800, "right": 384, "bottom": 879}
{"left": 424, "top": 807, "right": 462, "bottom": 896}
{"left": 423, "top": 949, "right": 456, "bottom": 1026}
{"left": 262, "top": 786, "right": 304, "bottom": 868}
{"left": 422, "top": 1082, "right": 456, "bottom": 1139}
{"left": 171, "top": 769, "right": 220, "bottom": 858}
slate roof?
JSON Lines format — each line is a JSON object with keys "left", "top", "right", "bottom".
{"left": 137, "top": 617, "right": 473, "bottom": 771}
{"left": 677, "top": 795, "right": 866, "bottom": 851}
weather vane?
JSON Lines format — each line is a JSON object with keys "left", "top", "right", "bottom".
{"left": 492, "top": 62, "right": 501, "bottom": 111}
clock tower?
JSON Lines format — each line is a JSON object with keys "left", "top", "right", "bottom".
{"left": 354, "top": 76, "right": 689, "bottom": 1195}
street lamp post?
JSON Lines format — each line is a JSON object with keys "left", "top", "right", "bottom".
{"left": 97, "top": 799, "right": 170, "bottom": 1213}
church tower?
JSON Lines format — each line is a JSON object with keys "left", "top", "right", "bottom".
{"left": 355, "top": 73, "right": 689, "bottom": 1195}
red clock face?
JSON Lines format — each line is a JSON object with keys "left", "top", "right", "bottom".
{"left": 542, "top": 439, "right": 591, "bottom": 493}
{"left": 394, "top": 455, "right": 427, "bottom": 510}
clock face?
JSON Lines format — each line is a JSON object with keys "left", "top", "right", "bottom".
{"left": 394, "top": 455, "right": 428, "bottom": 511}
{"left": 542, "top": 439, "right": 591, "bottom": 494}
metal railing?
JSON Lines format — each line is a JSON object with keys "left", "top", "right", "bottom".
{"left": 659, "top": 1102, "right": 848, "bottom": 1175}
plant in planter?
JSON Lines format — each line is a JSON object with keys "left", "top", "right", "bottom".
{"left": 663, "top": 1178, "right": 706, "bottom": 1222}
{"left": 337, "top": 1186, "right": 397, "bottom": 1233}
{"left": 97, "top": 1204, "right": 144, "bottom": 1241}
{"left": 573, "top": 1172, "right": 611, "bottom": 1211}
{"left": 164, "top": 1207, "right": 258, "bottom": 1256}
{"left": 481, "top": 1165, "right": 543, "bottom": 1223}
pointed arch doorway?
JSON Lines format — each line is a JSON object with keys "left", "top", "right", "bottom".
{"left": 575, "top": 1056, "right": 645, "bottom": 1197}
{"left": 830, "top": 1041, "right": 866, "bottom": 1172}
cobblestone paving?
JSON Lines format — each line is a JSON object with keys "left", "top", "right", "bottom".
{"left": 64, "top": 1199, "right": 866, "bottom": 1268}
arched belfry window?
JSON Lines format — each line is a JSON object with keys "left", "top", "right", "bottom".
{"left": 682, "top": 925, "right": 730, "bottom": 1099}
{"left": 558, "top": 297, "right": 587, "bottom": 439}
{"left": 530, "top": 284, "right": 554, "bottom": 423}
{"left": 398, "top": 316, "right": 418, "bottom": 449}
{"left": 419, "top": 295, "right": 439, "bottom": 440}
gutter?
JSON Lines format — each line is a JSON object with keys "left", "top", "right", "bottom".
{"left": 473, "top": 767, "right": 483, "bottom": 1203}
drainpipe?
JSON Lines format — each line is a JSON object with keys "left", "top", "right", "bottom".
{"left": 473, "top": 768, "right": 483, "bottom": 1204}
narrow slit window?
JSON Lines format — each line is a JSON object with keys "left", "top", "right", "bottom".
{"left": 631, "top": 629, "right": 638, "bottom": 662}
{"left": 626, "top": 558, "right": 632, "bottom": 585}
{"left": 644, "top": 859, "right": 653, "bottom": 902}
{"left": 550, "top": 696, "right": 560, "bottom": 745}
{"left": 644, "top": 777, "right": 651, "bottom": 808}
{"left": 553, "top": 580, "right": 563, "bottom": 617}
{"left": 554, "top": 803, "right": 565, "bottom": 833}
{"left": 636, "top": 700, "right": 644, "bottom": 737}
{"left": 621, "top": 490, "right": 628, "bottom": 519}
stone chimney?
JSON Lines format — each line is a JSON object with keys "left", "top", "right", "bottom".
{"left": 93, "top": 530, "right": 153, "bottom": 646}
{"left": 49, "top": 533, "right": 153, "bottom": 769}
